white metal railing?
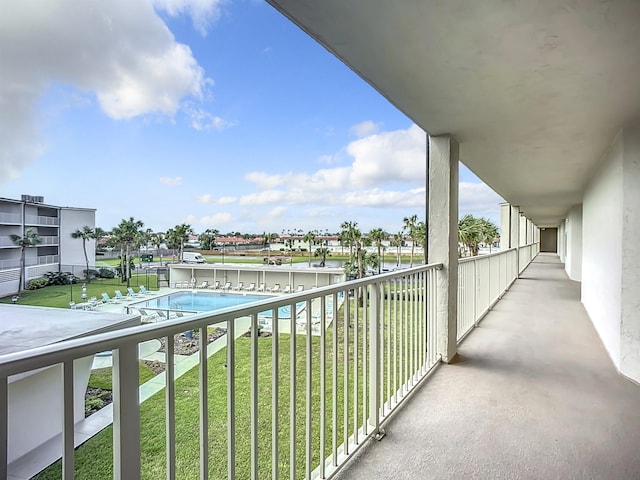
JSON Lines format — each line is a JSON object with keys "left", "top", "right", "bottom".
{"left": 0, "top": 237, "right": 18, "bottom": 248}
{"left": 37, "top": 255, "right": 59, "bottom": 265}
{"left": 24, "top": 215, "right": 59, "bottom": 226}
{"left": 0, "top": 260, "right": 20, "bottom": 270}
{"left": 518, "top": 242, "right": 539, "bottom": 274}
{"left": 0, "top": 263, "right": 442, "bottom": 479}
{"left": 39, "top": 236, "right": 59, "bottom": 246}
{"left": 0, "top": 213, "right": 21, "bottom": 224}
{"left": 457, "top": 243, "right": 539, "bottom": 341}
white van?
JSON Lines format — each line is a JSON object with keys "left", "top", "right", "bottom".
{"left": 182, "top": 252, "right": 205, "bottom": 263}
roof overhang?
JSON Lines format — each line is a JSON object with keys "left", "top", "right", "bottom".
{"left": 267, "top": 0, "right": 640, "bottom": 226}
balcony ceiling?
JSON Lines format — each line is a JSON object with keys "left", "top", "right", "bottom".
{"left": 267, "top": 0, "right": 640, "bottom": 226}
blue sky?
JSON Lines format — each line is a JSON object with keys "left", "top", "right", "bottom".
{"left": 0, "top": 0, "right": 503, "bottom": 235}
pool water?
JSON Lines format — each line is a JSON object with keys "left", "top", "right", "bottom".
{"left": 131, "top": 291, "right": 303, "bottom": 318}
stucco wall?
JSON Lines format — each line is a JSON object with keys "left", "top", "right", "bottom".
{"left": 620, "top": 119, "right": 640, "bottom": 381}
{"left": 59, "top": 208, "right": 96, "bottom": 269}
{"left": 582, "top": 132, "right": 623, "bottom": 369}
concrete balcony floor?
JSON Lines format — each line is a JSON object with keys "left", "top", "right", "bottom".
{"left": 335, "top": 253, "right": 640, "bottom": 480}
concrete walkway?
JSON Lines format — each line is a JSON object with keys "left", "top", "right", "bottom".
{"left": 335, "top": 253, "right": 640, "bottom": 480}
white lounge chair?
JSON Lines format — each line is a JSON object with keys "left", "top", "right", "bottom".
{"left": 102, "top": 292, "right": 119, "bottom": 304}
{"left": 233, "top": 282, "right": 244, "bottom": 291}
{"left": 257, "top": 283, "right": 266, "bottom": 292}
{"left": 197, "top": 281, "right": 209, "bottom": 289}
{"left": 139, "top": 286, "right": 153, "bottom": 295}
{"left": 296, "top": 285, "right": 304, "bottom": 292}
{"left": 209, "top": 280, "right": 221, "bottom": 290}
{"left": 270, "top": 283, "right": 281, "bottom": 293}
{"left": 222, "top": 281, "right": 232, "bottom": 291}
{"left": 114, "top": 290, "right": 130, "bottom": 301}
{"left": 138, "top": 308, "right": 159, "bottom": 322}
{"left": 245, "top": 282, "right": 256, "bottom": 291}
{"left": 127, "top": 287, "right": 143, "bottom": 298}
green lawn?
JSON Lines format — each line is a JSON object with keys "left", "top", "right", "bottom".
{"left": 0, "top": 275, "right": 159, "bottom": 307}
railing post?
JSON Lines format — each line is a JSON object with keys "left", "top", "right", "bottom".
{"left": 368, "top": 282, "right": 384, "bottom": 440}
{"left": 112, "top": 341, "right": 141, "bottom": 480}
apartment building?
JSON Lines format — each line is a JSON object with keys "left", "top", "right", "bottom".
{"left": 0, "top": 195, "right": 96, "bottom": 297}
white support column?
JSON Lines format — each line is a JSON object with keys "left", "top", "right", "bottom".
{"left": 499, "top": 203, "right": 511, "bottom": 250}
{"left": 428, "top": 135, "right": 458, "bottom": 363}
{"left": 510, "top": 205, "right": 520, "bottom": 273}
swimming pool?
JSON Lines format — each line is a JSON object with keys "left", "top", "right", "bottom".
{"left": 130, "top": 291, "right": 303, "bottom": 318}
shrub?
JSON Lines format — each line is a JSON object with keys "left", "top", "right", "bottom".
{"left": 83, "top": 269, "right": 99, "bottom": 279}
{"left": 97, "top": 268, "right": 116, "bottom": 279}
{"left": 44, "top": 271, "right": 78, "bottom": 285}
{"left": 27, "top": 277, "right": 48, "bottom": 290}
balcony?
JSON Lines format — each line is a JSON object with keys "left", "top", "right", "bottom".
{"left": 39, "top": 236, "right": 59, "bottom": 246}
{"left": 24, "top": 215, "right": 59, "bottom": 227}
{"left": 0, "top": 213, "right": 21, "bottom": 225}
{"left": 0, "top": 246, "right": 583, "bottom": 479}
{"left": 0, "top": 236, "right": 18, "bottom": 248}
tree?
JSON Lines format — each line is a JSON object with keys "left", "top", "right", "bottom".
{"left": 369, "top": 228, "right": 388, "bottom": 273}
{"left": 262, "top": 232, "right": 278, "bottom": 249}
{"left": 169, "top": 224, "right": 194, "bottom": 262}
{"left": 303, "top": 231, "right": 316, "bottom": 266}
{"left": 314, "top": 247, "right": 331, "bottom": 267}
{"left": 198, "top": 229, "right": 219, "bottom": 250}
{"left": 414, "top": 221, "right": 427, "bottom": 263}
{"left": 150, "top": 232, "right": 166, "bottom": 252}
{"left": 111, "top": 217, "right": 144, "bottom": 288}
{"left": 71, "top": 226, "right": 97, "bottom": 282}
{"left": 10, "top": 228, "right": 41, "bottom": 293}
{"left": 403, "top": 214, "right": 419, "bottom": 267}
{"left": 458, "top": 214, "right": 499, "bottom": 257}
{"left": 391, "top": 231, "right": 404, "bottom": 267}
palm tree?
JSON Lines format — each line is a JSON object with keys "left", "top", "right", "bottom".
{"left": 303, "top": 231, "right": 316, "bottom": 266}
{"left": 10, "top": 228, "right": 42, "bottom": 293}
{"left": 391, "top": 231, "right": 403, "bottom": 267}
{"left": 458, "top": 214, "right": 497, "bottom": 257}
{"left": 414, "top": 221, "right": 427, "bottom": 263}
{"left": 71, "top": 226, "right": 97, "bottom": 282}
{"left": 369, "top": 228, "right": 388, "bottom": 273}
{"left": 403, "top": 214, "right": 419, "bottom": 267}
{"left": 172, "top": 224, "right": 194, "bottom": 261}
{"left": 314, "top": 247, "right": 331, "bottom": 267}
{"left": 111, "top": 217, "right": 144, "bottom": 288}
{"left": 198, "top": 229, "right": 219, "bottom": 250}
{"left": 165, "top": 228, "right": 179, "bottom": 261}
{"left": 150, "top": 232, "right": 165, "bottom": 253}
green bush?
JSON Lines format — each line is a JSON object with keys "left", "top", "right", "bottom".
{"left": 97, "top": 268, "right": 116, "bottom": 279}
{"left": 83, "top": 269, "right": 99, "bottom": 279}
{"left": 27, "top": 277, "right": 48, "bottom": 290}
{"left": 44, "top": 271, "right": 78, "bottom": 285}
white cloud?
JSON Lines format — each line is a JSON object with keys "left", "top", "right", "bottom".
{"left": 183, "top": 102, "right": 235, "bottom": 131}
{"left": 195, "top": 194, "right": 237, "bottom": 204}
{"left": 348, "top": 124, "right": 427, "bottom": 187}
{"left": 459, "top": 181, "right": 504, "bottom": 217}
{"left": 200, "top": 212, "right": 233, "bottom": 226}
{"left": 160, "top": 176, "right": 182, "bottom": 187}
{"left": 152, "top": 0, "right": 226, "bottom": 36}
{"left": 350, "top": 120, "right": 380, "bottom": 138}
{"left": 0, "top": 0, "right": 224, "bottom": 184}
{"left": 194, "top": 125, "right": 501, "bottom": 222}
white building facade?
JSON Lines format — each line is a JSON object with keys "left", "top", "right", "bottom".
{"left": 0, "top": 196, "right": 96, "bottom": 297}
